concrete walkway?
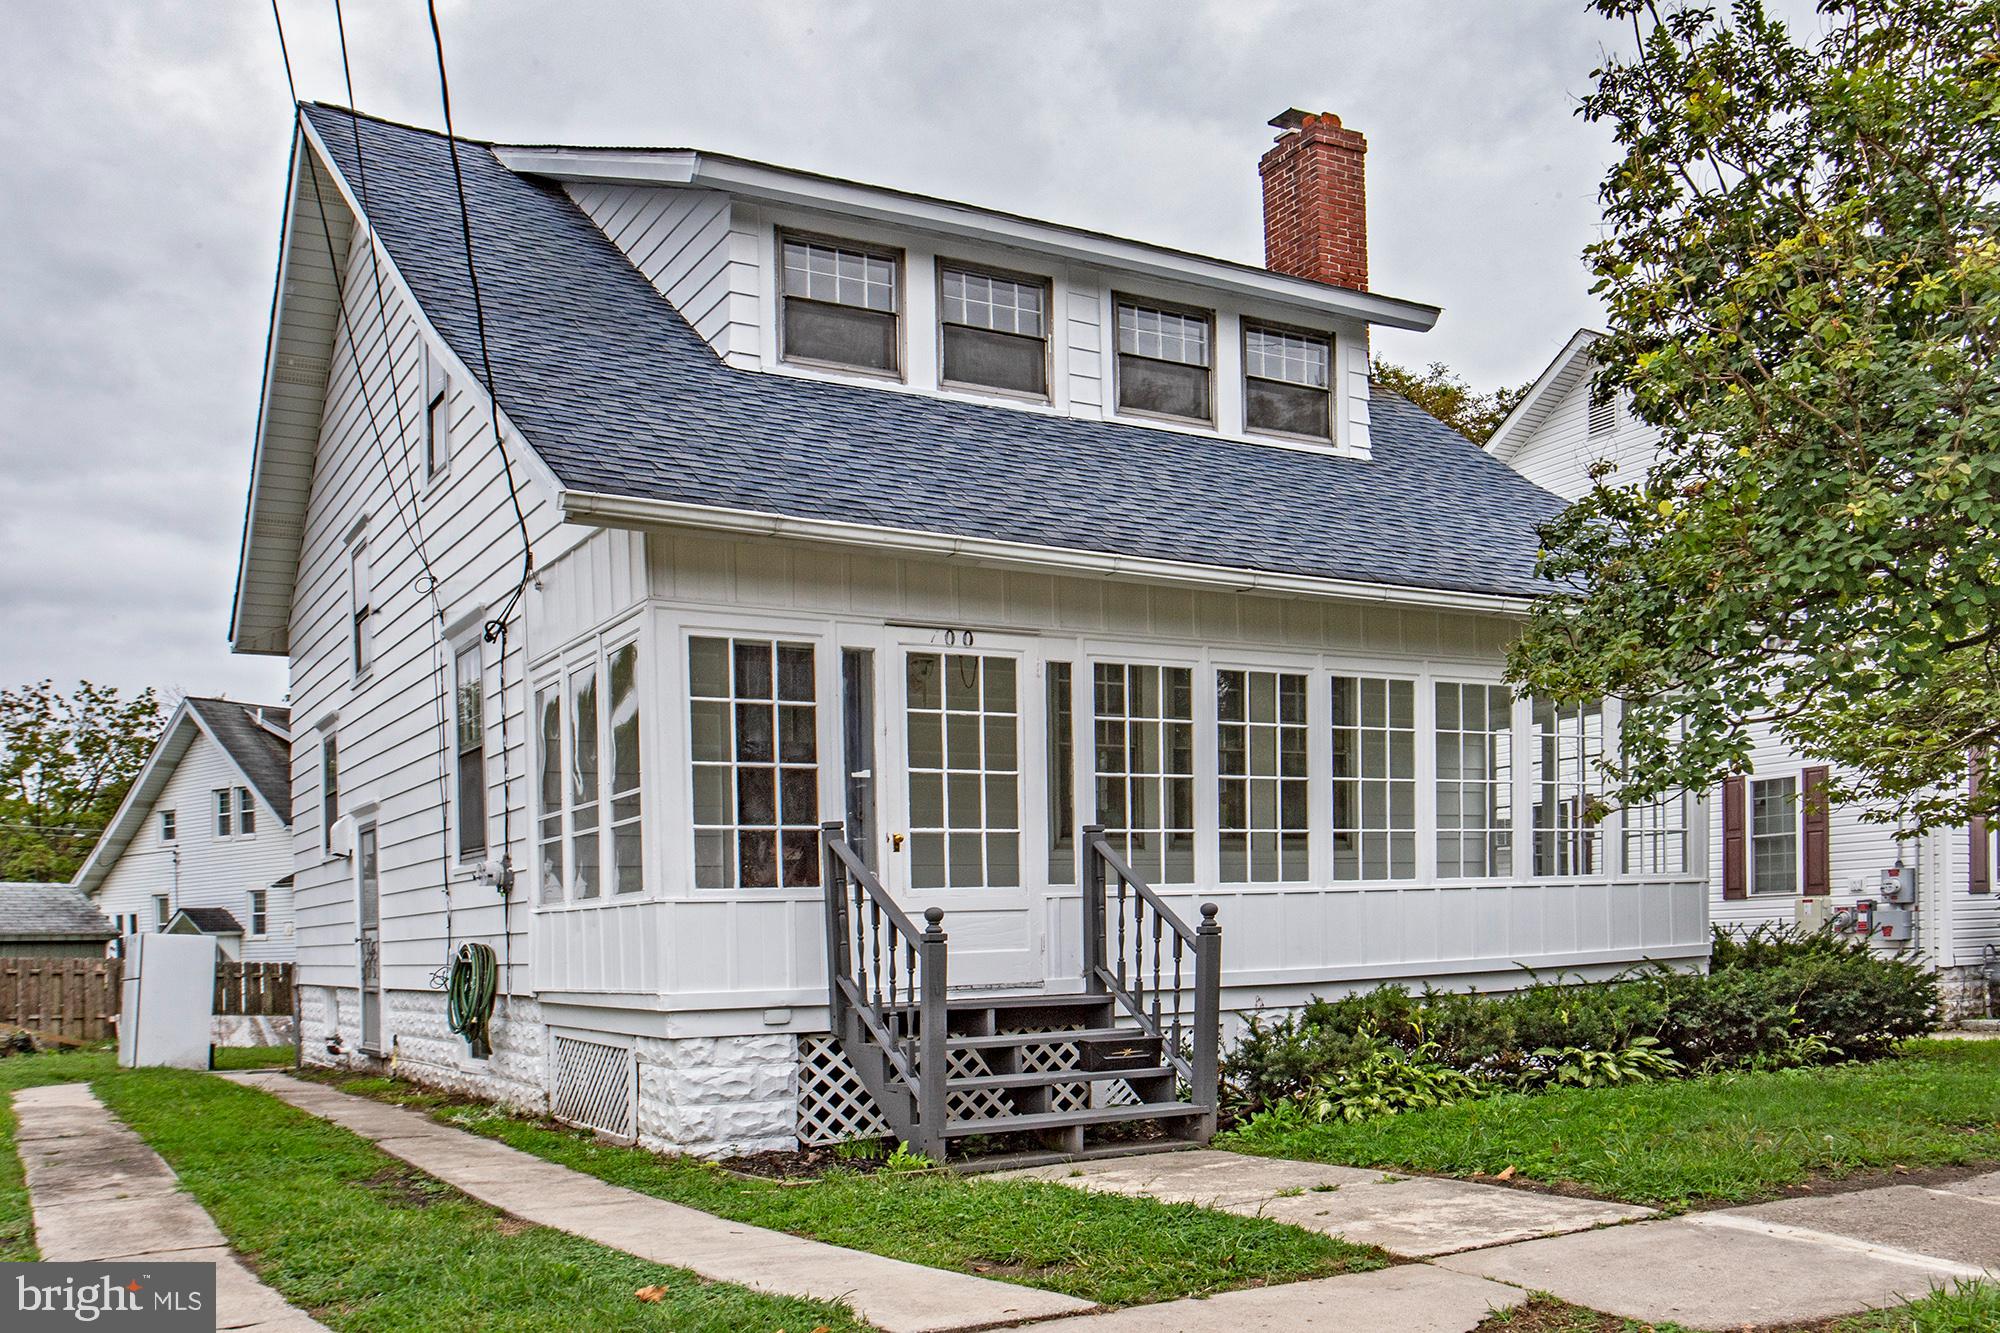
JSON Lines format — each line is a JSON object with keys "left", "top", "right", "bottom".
{"left": 1026, "top": 1265, "right": 1526, "bottom": 1332}
{"left": 12, "top": 1083, "right": 328, "bottom": 1333}
{"left": 228, "top": 1071, "right": 1090, "bottom": 1333}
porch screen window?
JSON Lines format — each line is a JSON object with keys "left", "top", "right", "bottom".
{"left": 1116, "top": 300, "right": 1212, "bottom": 422}
{"left": 1751, "top": 776, "right": 1798, "bottom": 895}
{"left": 1623, "top": 792, "right": 1689, "bottom": 875}
{"left": 1332, "top": 676, "right": 1416, "bottom": 880}
{"left": 1047, "top": 662, "right": 1075, "bottom": 885}
{"left": 781, "top": 237, "right": 899, "bottom": 373}
{"left": 1094, "top": 664, "right": 1196, "bottom": 884}
{"left": 455, "top": 643, "right": 487, "bottom": 860}
{"left": 1531, "top": 698, "right": 1604, "bottom": 876}
{"left": 1244, "top": 325, "right": 1332, "bottom": 439}
{"left": 1436, "top": 683, "right": 1514, "bottom": 878}
{"left": 607, "top": 643, "right": 643, "bottom": 895}
{"left": 570, "top": 664, "right": 601, "bottom": 900}
{"left": 907, "top": 653, "right": 1019, "bottom": 890}
{"left": 1217, "top": 669, "right": 1308, "bottom": 882}
{"left": 690, "top": 637, "right": 821, "bottom": 891}
{"left": 536, "top": 687, "right": 562, "bottom": 902}
{"left": 940, "top": 266, "right": 1047, "bottom": 396}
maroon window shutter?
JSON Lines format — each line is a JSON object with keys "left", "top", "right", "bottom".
{"left": 1972, "top": 753, "right": 1991, "bottom": 896}
{"left": 1802, "top": 766, "right": 1831, "bottom": 897}
{"left": 1722, "top": 777, "right": 1747, "bottom": 900}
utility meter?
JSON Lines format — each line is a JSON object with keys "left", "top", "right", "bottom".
{"left": 1880, "top": 861, "right": 1917, "bottom": 906}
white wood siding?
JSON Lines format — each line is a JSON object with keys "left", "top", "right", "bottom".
{"left": 93, "top": 733, "right": 295, "bottom": 962}
{"left": 563, "top": 184, "right": 761, "bottom": 368}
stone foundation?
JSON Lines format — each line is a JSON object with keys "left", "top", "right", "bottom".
{"left": 1936, "top": 966, "right": 1994, "bottom": 1023}
{"left": 633, "top": 1034, "right": 797, "bottom": 1156}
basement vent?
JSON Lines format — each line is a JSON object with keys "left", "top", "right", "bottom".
{"left": 549, "top": 1033, "right": 635, "bottom": 1139}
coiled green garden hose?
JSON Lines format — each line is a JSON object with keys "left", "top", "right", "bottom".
{"left": 446, "top": 942, "right": 498, "bottom": 1059}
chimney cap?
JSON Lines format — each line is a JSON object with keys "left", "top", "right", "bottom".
{"left": 1268, "top": 108, "right": 1313, "bottom": 132}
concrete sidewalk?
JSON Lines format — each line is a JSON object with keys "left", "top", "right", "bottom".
{"left": 12, "top": 1083, "right": 327, "bottom": 1333}
{"left": 228, "top": 1070, "right": 1091, "bottom": 1333}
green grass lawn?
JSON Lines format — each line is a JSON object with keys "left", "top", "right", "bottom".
{"left": 1223, "top": 1039, "right": 2000, "bottom": 1208}
{"left": 92, "top": 1070, "right": 864, "bottom": 1332}
{"left": 306, "top": 1068, "right": 1384, "bottom": 1307}
{"left": 1478, "top": 1281, "right": 2000, "bottom": 1332}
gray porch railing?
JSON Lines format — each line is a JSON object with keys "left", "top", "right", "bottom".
{"left": 1080, "top": 824, "right": 1223, "bottom": 1139}
{"left": 821, "top": 822, "right": 948, "bottom": 1159}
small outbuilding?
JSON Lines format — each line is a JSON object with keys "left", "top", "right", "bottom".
{"left": 0, "top": 883, "right": 118, "bottom": 958}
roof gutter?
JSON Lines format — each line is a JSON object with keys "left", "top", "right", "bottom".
{"left": 560, "top": 489, "right": 1537, "bottom": 617}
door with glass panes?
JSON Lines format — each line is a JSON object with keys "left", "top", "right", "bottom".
{"left": 881, "top": 635, "right": 1045, "bottom": 989}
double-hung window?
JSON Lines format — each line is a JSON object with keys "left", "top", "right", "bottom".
{"left": 1093, "top": 664, "right": 1196, "bottom": 884}
{"left": 1436, "top": 683, "right": 1514, "bottom": 878}
{"left": 1243, "top": 324, "right": 1333, "bottom": 440}
{"left": 1332, "top": 676, "right": 1416, "bottom": 879}
{"left": 247, "top": 888, "right": 269, "bottom": 937}
{"left": 780, "top": 236, "right": 899, "bottom": 374}
{"left": 1751, "top": 775, "right": 1798, "bottom": 894}
{"left": 454, "top": 642, "right": 487, "bottom": 861}
{"left": 538, "top": 638, "right": 648, "bottom": 903}
{"left": 1531, "top": 698, "right": 1604, "bottom": 875}
{"left": 153, "top": 895, "right": 170, "bottom": 929}
{"left": 689, "top": 636, "right": 821, "bottom": 891}
{"left": 159, "top": 809, "right": 176, "bottom": 842}
{"left": 939, "top": 265, "right": 1048, "bottom": 397}
{"left": 1115, "top": 299, "right": 1212, "bottom": 423}
{"left": 1217, "top": 669, "right": 1308, "bottom": 882}
{"left": 215, "top": 787, "right": 253, "bottom": 837}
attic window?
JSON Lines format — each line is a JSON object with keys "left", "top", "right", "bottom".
{"left": 781, "top": 236, "right": 900, "bottom": 375}
{"left": 424, "top": 349, "right": 451, "bottom": 478}
{"left": 1243, "top": 324, "right": 1332, "bottom": 440}
{"left": 939, "top": 264, "right": 1049, "bottom": 398}
{"left": 1587, "top": 391, "right": 1617, "bottom": 437}
{"left": 1116, "top": 299, "right": 1212, "bottom": 423}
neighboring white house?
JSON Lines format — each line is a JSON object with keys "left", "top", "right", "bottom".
{"left": 1488, "top": 330, "right": 1998, "bottom": 1013}
{"left": 228, "top": 103, "right": 1712, "bottom": 1157}
{"left": 76, "top": 696, "right": 297, "bottom": 964}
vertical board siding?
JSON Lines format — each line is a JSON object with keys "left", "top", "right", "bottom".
{"left": 0, "top": 958, "right": 121, "bottom": 1042}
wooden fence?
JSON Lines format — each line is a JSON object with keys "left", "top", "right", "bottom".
{"left": 215, "top": 961, "right": 293, "bottom": 1016}
{"left": 0, "top": 957, "right": 121, "bottom": 1043}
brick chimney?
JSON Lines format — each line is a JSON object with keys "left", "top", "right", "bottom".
{"left": 1259, "top": 108, "right": 1368, "bottom": 291}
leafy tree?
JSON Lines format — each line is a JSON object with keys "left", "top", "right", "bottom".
{"left": 1509, "top": 0, "right": 2000, "bottom": 830}
{"left": 1373, "top": 359, "right": 1531, "bottom": 443}
{"left": 0, "top": 681, "right": 165, "bottom": 882}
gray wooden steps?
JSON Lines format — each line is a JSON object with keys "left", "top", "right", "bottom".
{"left": 946, "top": 1026, "right": 1132, "bottom": 1052}
{"left": 943, "top": 1101, "right": 1205, "bottom": 1139}
{"left": 947, "top": 1065, "right": 1175, "bottom": 1093}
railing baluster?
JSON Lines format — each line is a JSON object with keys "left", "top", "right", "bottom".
{"left": 1150, "top": 910, "right": 1164, "bottom": 1033}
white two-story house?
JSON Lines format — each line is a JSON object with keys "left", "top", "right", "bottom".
{"left": 1490, "top": 330, "right": 1998, "bottom": 1015}
{"left": 228, "top": 103, "right": 1710, "bottom": 1159}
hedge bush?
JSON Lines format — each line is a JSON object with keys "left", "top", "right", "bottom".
{"left": 1221, "top": 925, "right": 1941, "bottom": 1117}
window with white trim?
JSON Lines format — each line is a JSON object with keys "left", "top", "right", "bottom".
{"left": 607, "top": 642, "right": 643, "bottom": 896}
{"left": 153, "top": 895, "right": 170, "bottom": 929}
{"left": 781, "top": 236, "right": 900, "bottom": 373}
{"left": 906, "top": 652, "right": 1020, "bottom": 889}
{"left": 1623, "top": 791, "right": 1689, "bottom": 875}
{"left": 940, "top": 264, "right": 1048, "bottom": 397}
{"left": 1217, "top": 669, "right": 1308, "bottom": 882}
{"left": 1092, "top": 663, "right": 1196, "bottom": 884}
{"left": 1244, "top": 324, "right": 1333, "bottom": 440}
{"left": 1531, "top": 698, "right": 1603, "bottom": 876}
{"left": 569, "top": 661, "right": 601, "bottom": 901}
{"left": 1046, "top": 661, "right": 1075, "bottom": 885}
{"left": 535, "top": 685, "right": 562, "bottom": 903}
{"left": 689, "top": 636, "right": 821, "bottom": 891}
{"left": 320, "top": 733, "right": 340, "bottom": 855}
{"left": 347, "top": 533, "right": 373, "bottom": 679}
{"left": 454, "top": 641, "right": 487, "bottom": 861}
{"left": 1116, "top": 299, "right": 1212, "bottom": 422}
{"left": 1332, "top": 676, "right": 1416, "bottom": 880}
{"left": 424, "top": 348, "right": 451, "bottom": 478}
{"left": 159, "top": 809, "right": 176, "bottom": 842}
{"left": 1436, "top": 682, "right": 1514, "bottom": 878}
{"left": 1751, "top": 775, "right": 1798, "bottom": 895}
{"left": 247, "top": 888, "right": 269, "bottom": 937}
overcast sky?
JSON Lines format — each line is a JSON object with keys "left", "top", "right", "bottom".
{"left": 0, "top": 1, "right": 1719, "bottom": 705}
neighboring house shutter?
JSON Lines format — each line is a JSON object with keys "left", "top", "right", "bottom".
{"left": 1973, "top": 752, "right": 1991, "bottom": 896}
{"left": 1722, "top": 776, "right": 1747, "bottom": 900}
{"left": 1802, "top": 766, "right": 1831, "bottom": 897}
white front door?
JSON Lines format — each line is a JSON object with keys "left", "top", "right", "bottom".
{"left": 881, "top": 634, "right": 1047, "bottom": 989}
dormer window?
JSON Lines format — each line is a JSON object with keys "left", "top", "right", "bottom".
{"left": 1243, "top": 323, "right": 1332, "bottom": 441}
{"left": 780, "top": 235, "right": 900, "bottom": 375}
{"left": 939, "top": 265, "right": 1048, "bottom": 398}
{"left": 1115, "top": 299, "right": 1212, "bottom": 423}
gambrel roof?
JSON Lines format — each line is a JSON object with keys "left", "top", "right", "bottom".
{"left": 233, "top": 105, "right": 1565, "bottom": 653}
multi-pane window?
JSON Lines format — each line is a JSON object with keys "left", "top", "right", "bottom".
{"left": 1331, "top": 676, "right": 1416, "bottom": 879}
{"left": 1093, "top": 664, "right": 1196, "bottom": 884}
{"left": 213, "top": 787, "right": 251, "bottom": 838}
{"left": 940, "top": 265, "right": 1048, "bottom": 396}
{"left": 690, "top": 637, "right": 821, "bottom": 891}
{"left": 320, "top": 734, "right": 339, "bottom": 854}
{"left": 1217, "top": 669, "right": 1308, "bottom": 882}
{"left": 455, "top": 642, "right": 486, "bottom": 860}
{"left": 1047, "top": 662, "right": 1075, "bottom": 885}
{"left": 1623, "top": 792, "right": 1689, "bottom": 875}
{"left": 607, "top": 643, "right": 643, "bottom": 896}
{"left": 424, "top": 348, "right": 450, "bottom": 478}
{"left": 238, "top": 788, "right": 255, "bottom": 836}
{"left": 906, "top": 653, "right": 1020, "bottom": 889}
{"left": 1532, "top": 698, "right": 1604, "bottom": 876}
{"left": 1243, "top": 325, "right": 1332, "bottom": 439}
{"left": 781, "top": 236, "right": 899, "bottom": 373}
{"left": 247, "top": 888, "right": 269, "bottom": 937}
{"left": 1436, "top": 683, "right": 1515, "bottom": 878}
{"left": 159, "top": 809, "right": 176, "bottom": 842}
{"left": 1116, "top": 300, "right": 1212, "bottom": 422}
{"left": 536, "top": 687, "right": 562, "bottom": 903}
{"left": 1751, "top": 776, "right": 1798, "bottom": 894}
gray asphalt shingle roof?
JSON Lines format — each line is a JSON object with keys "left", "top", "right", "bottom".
{"left": 0, "top": 884, "right": 117, "bottom": 940}
{"left": 172, "top": 906, "right": 244, "bottom": 935}
{"left": 302, "top": 105, "right": 1563, "bottom": 601}
{"left": 187, "top": 698, "right": 291, "bottom": 823}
